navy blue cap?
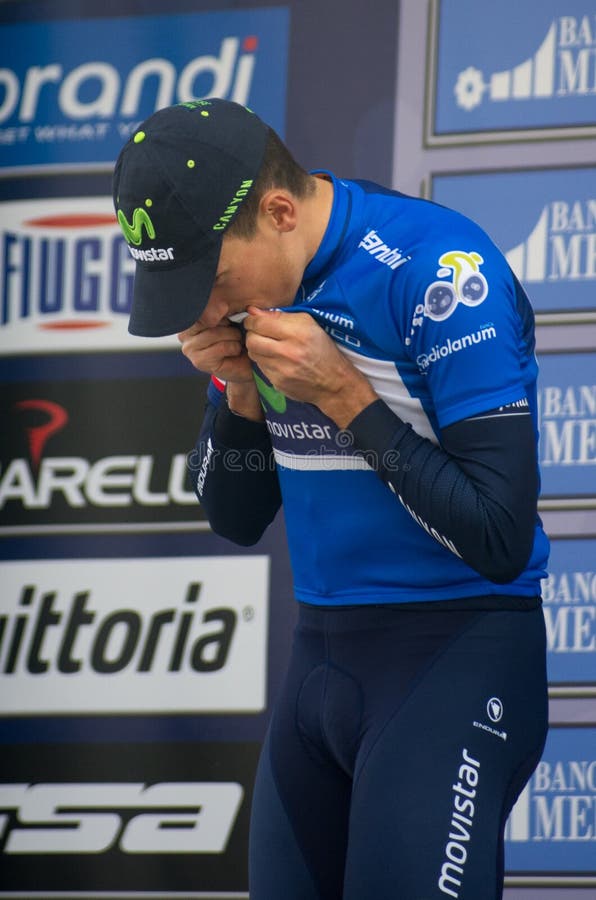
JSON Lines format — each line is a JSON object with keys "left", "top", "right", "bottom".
{"left": 113, "top": 99, "right": 268, "bottom": 337}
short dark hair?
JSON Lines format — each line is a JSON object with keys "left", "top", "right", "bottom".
{"left": 226, "top": 127, "right": 315, "bottom": 239}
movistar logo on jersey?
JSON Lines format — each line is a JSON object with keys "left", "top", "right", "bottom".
{"left": 424, "top": 250, "right": 488, "bottom": 322}
{"left": 253, "top": 372, "right": 287, "bottom": 413}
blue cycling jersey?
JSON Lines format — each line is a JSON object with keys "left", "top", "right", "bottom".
{"left": 206, "top": 171, "right": 549, "bottom": 605}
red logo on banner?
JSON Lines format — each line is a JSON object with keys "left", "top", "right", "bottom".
{"left": 14, "top": 399, "right": 68, "bottom": 468}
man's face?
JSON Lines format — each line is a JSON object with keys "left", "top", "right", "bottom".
{"left": 197, "top": 228, "right": 303, "bottom": 328}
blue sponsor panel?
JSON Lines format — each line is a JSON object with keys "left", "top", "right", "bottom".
{"left": 432, "top": 0, "right": 596, "bottom": 137}
{"left": 505, "top": 726, "right": 596, "bottom": 874}
{"left": 536, "top": 352, "right": 596, "bottom": 498}
{"left": 541, "top": 539, "right": 596, "bottom": 686}
{"left": 0, "top": 8, "right": 289, "bottom": 170}
{"left": 431, "top": 167, "right": 596, "bottom": 315}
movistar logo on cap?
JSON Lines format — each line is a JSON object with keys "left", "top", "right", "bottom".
{"left": 117, "top": 207, "right": 155, "bottom": 246}
{"left": 117, "top": 205, "right": 174, "bottom": 263}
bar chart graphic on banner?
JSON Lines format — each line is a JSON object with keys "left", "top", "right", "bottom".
{"left": 429, "top": 1, "right": 596, "bottom": 140}
{"left": 454, "top": 23, "right": 556, "bottom": 112}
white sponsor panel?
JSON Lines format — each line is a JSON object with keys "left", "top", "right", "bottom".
{"left": 0, "top": 556, "right": 269, "bottom": 713}
{"left": 0, "top": 197, "right": 178, "bottom": 354}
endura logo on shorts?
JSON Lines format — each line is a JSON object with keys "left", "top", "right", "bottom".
{"left": 437, "top": 747, "right": 481, "bottom": 897}
{"left": 487, "top": 696, "right": 503, "bottom": 722}
{"left": 472, "top": 696, "right": 507, "bottom": 742}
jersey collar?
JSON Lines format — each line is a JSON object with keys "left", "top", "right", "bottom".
{"left": 301, "top": 171, "right": 352, "bottom": 289}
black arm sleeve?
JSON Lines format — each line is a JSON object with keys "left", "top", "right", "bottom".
{"left": 348, "top": 399, "right": 538, "bottom": 583}
{"left": 189, "top": 395, "right": 282, "bottom": 546}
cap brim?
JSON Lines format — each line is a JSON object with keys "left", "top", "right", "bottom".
{"left": 128, "top": 241, "right": 221, "bottom": 337}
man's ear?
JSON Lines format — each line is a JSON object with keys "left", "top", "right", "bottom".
{"left": 259, "top": 189, "right": 298, "bottom": 233}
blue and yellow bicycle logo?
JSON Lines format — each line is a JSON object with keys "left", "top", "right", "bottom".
{"left": 424, "top": 250, "right": 488, "bottom": 322}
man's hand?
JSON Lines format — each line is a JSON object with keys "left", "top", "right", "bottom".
{"left": 178, "top": 319, "right": 264, "bottom": 421}
{"left": 178, "top": 320, "right": 254, "bottom": 384}
{"left": 244, "top": 307, "right": 377, "bottom": 428}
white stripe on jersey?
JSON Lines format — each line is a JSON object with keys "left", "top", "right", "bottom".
{"left": 339, "top": 346, "right": 438, "bottom": 444}
{"left": 274, "top": 450, "right": 372, "bottom": 471}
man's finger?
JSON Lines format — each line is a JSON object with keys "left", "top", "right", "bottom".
{"left": 244, "top": 307, "right": 292, "bottom": 340}
{"left": 181, "top": 324, "right": 242, "bottom": 349}
{"left": 177, "top": 319, "right": 205, "bottom": 341}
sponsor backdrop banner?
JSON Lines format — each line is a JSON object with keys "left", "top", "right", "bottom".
{"left": 0, "top": 172, "right": 184, "bottom": 354}
{"left": 542, "top": 539, "right": 596, "bottom": 691}
{"left": 0, "top": 195, "right": 137, "bottom": 353}
{"left": 536, "top": 351, "right": 596, "bottom": 500}
{"left": 428, "top": 0, "right": 596, "bottom": 142}
{"left": 1, "top": 372, "right": 211, "bottom": 533}
{"left": 505, "top": 726, "right": 596, "bottom": 876}
{"left": 0, "top": 9, "right": 289, "bottom": 171}
{"left": 7, "top": 0, "right": 596, "bottom": 895}
{"left": 0, "top": 741, "right": 259, "bottom": 894}
{"left": 431, "top": 167, "right": 596, "bottom": 316}
{"left": 0, "top": 556, "right": 270, "bottom": 714}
